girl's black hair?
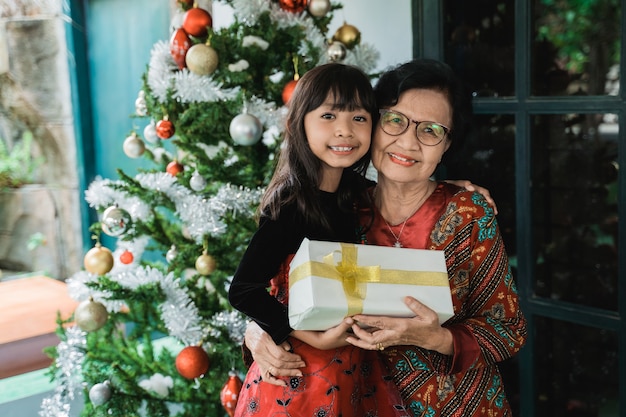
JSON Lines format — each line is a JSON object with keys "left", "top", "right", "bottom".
{"left": 260, "top": 63, "right": 377, "bottom": 230}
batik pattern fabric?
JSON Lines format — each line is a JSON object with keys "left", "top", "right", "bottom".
{"left": 361, "top": 182, "right": 527, "bottom": 417}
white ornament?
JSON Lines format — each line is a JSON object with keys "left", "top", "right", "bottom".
{"left": 138, "top": 373, "right": 173, "bottom": 398}
{"left": 189, "top": 170, "right": 207, "bottom": 191}
{"left": 135, "top": 91, "right": 147, "bottom": 116}
{"left": 89, "top": 381, "right": 112, "bottom": 406}
{"left": 229, "top": 113, "right": 263, "bottom": 146}
{"left": 166, "top": 245, "right": 178, "bottom": 263}
{"left": 308, "top": 0, "right": 331, "bottom": 17}
{"left": 123, "top": 133, "right": 146, "bottom": 158}
{"left": 143, "top": 122, "right": 159, "bottom": 144}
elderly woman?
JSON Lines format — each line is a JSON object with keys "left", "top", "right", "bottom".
{"left": 242, "top": 59, "right": 527, "bottom": 417}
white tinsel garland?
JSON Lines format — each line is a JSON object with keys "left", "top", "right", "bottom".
{"left": 39, "top": 326, "right": 86, "bottom": 417}
{"left": 333, "top": 43, "right": 381, "bottom": 75}
{"left": 85, "top": 174, "right": 262, "bottom": 244}
{"left": 67, "top": 265, "right": 206, "bottom": 346}
{"left": 171, "top": 69, "right": 241, "bottom": 103}
{"left": 222, "top": 0, "right": 271, "bottom": 23}
{"left": 85, "top": 177, "right": 152, "bottom": 221}
{"left": 147, "top": 40, "right": 177, "bottom": 103}
{"left": 134, "top": 173, "right": 262, "bottom": 241}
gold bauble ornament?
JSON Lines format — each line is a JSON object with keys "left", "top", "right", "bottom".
{"left": 75, "top": 297, "right": 109, "bottom": 332}
{"left": 185, "top": 43, "right": 219, "bottom": 76}
{"left": 332, "top": 22, "right": 361, "bottom": 49}
{"left": 195, "top": 251, "right": 216, "bottom": 275}
{"left": 84, "top": 243, "right": 114, "bottom": 275}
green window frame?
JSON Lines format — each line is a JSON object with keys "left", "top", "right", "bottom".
{"left": 413, "top": 1, "right": 625, "bottom": 416}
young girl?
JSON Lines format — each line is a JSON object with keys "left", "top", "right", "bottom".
{"left": 228, "top": 63, "right": 408, "bottom": 416}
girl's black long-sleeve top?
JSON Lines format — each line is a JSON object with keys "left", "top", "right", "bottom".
{"left": 228, "top": 190, "right": 359, "bottom": 345}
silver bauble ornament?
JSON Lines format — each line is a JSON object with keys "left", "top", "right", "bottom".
{"left": 101, "top": 205, "right": 132, "bottom": 237}
{"left": 123, "top": 133, "right": 146, "bottom": 158}
{"left": 229, "top": 113, "right": 263, "bottom": 146}
{"left": 143, "top": 122, "right": 159, "bottom": 144}
{"left": 327, "top": 41, "right": 347, "bottom": 62}
{"left": 89, "top": 381, "right": 112, "bottom": 406}
{"left": 308, "top": 0, "right": 331, "bottom": 17}
{"left": 189, "top": 170, "right": 207, "bottom": 191}
{"left": 75, "top": 298, "right": 108, "bottom": 332}
{"left": 166, "top": 245, "right": 178, "bottom": 263}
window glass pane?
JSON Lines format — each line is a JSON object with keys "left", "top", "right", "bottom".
{"left": 443, "top": 0, "right": 515, "bottom": 97}
{"left": 535, "top": 317, "right": 619, "bottom": 415}
{"left": 532, "top": 0, "right": 621, "bottom": 96}
{"left": 443, "top": 114, "right": 517, "bottom": 258}
{"left": 531, "top": 114, "right": 619, "bottom": 309}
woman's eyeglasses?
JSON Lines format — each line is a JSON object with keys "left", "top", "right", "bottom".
{"left": 378, "top": 109, "right": 449, "bottom": 146}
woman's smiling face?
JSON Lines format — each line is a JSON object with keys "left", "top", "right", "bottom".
{"left": 372, "top": 88, "right": 452, "bottom": 185}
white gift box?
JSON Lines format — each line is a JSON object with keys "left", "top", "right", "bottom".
{"left": 288, "top": 238, "right": 454, "bottom": 330}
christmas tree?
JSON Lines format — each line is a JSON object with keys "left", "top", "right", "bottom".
{"left": 40, "top": 1, "right": 379, "bottom": 416}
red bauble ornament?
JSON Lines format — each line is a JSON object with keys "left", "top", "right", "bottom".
{"left": 220, "top": 371, "right": 243, "bottom": 417}
{"left": 279, "top": 0, "right": 308, "bottom": 13}
{"left": 182, "top": 7, "right": 213, "bottom": 37}
{"left": 156, "top": 119, "right": 175, "bottom": 139}
{"left": 176, "top": 346, "right": 210, "bottom": 379}
{"left": 282, "top": 79, "right": 298, "bottom": 105}
{"left": 120, "top": 250, "right": 134, "bottom": 264}
{"left": 170, "top": 28, "right": 191, "bottom": 69}
{"left": 166, "top": 160, "right": 184, "bottom": 176}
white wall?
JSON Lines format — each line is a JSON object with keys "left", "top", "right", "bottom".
{"left": 211, "top": 1, "right": 413, "bottom": 73}
{"left": 327, "top": 0, "right": 413, "bottom": 73}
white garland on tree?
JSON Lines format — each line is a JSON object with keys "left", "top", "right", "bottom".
{"left": 39, "top": 326, "right": 87, "bottom": 417}
{"left": 67, "top": 266, "right": 206, "bottom": 346}
{"left": 84, "top": 174, "right": 262, "bottom": 243}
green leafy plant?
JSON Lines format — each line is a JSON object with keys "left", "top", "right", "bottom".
{"left": 0, "top": 130, "right": 44, "bottom": 188}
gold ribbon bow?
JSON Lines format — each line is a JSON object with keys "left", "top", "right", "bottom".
{"left": 324, "top": 243, "right": 380, "bottom": 316}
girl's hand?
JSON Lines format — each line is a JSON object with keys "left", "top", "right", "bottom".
{"left": 291, "top": 319, "right": 354, "bottom": 350}
{"left": 446, "top": 180, "right": 498, "bottom": 214}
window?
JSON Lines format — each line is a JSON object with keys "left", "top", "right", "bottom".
{"left": 414, "top": 1, "right": 623, "bottom": 416}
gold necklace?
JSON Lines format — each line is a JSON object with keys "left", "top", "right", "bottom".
{"left": 378, "top": 183, "right": 433, "bottom": 248}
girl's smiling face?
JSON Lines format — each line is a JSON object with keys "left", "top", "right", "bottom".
{"left": 304, "top": 95, "right": 372, "bottom": 190}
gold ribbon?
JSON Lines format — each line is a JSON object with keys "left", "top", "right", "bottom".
{"left": 289, "top": 243, "right": 448, "bottom": 317}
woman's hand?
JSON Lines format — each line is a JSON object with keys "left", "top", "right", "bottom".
{"left": 244, "top": 322, "right": 305, "bottom": 386}
{"left": 446, "top": 180, "right": 498, "bottom": 215}
{"left": 345, "top": 296, "right": 454, "bottom": 355}
{"left": 291, "top": 319, "right": 353, "bottom": 350}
